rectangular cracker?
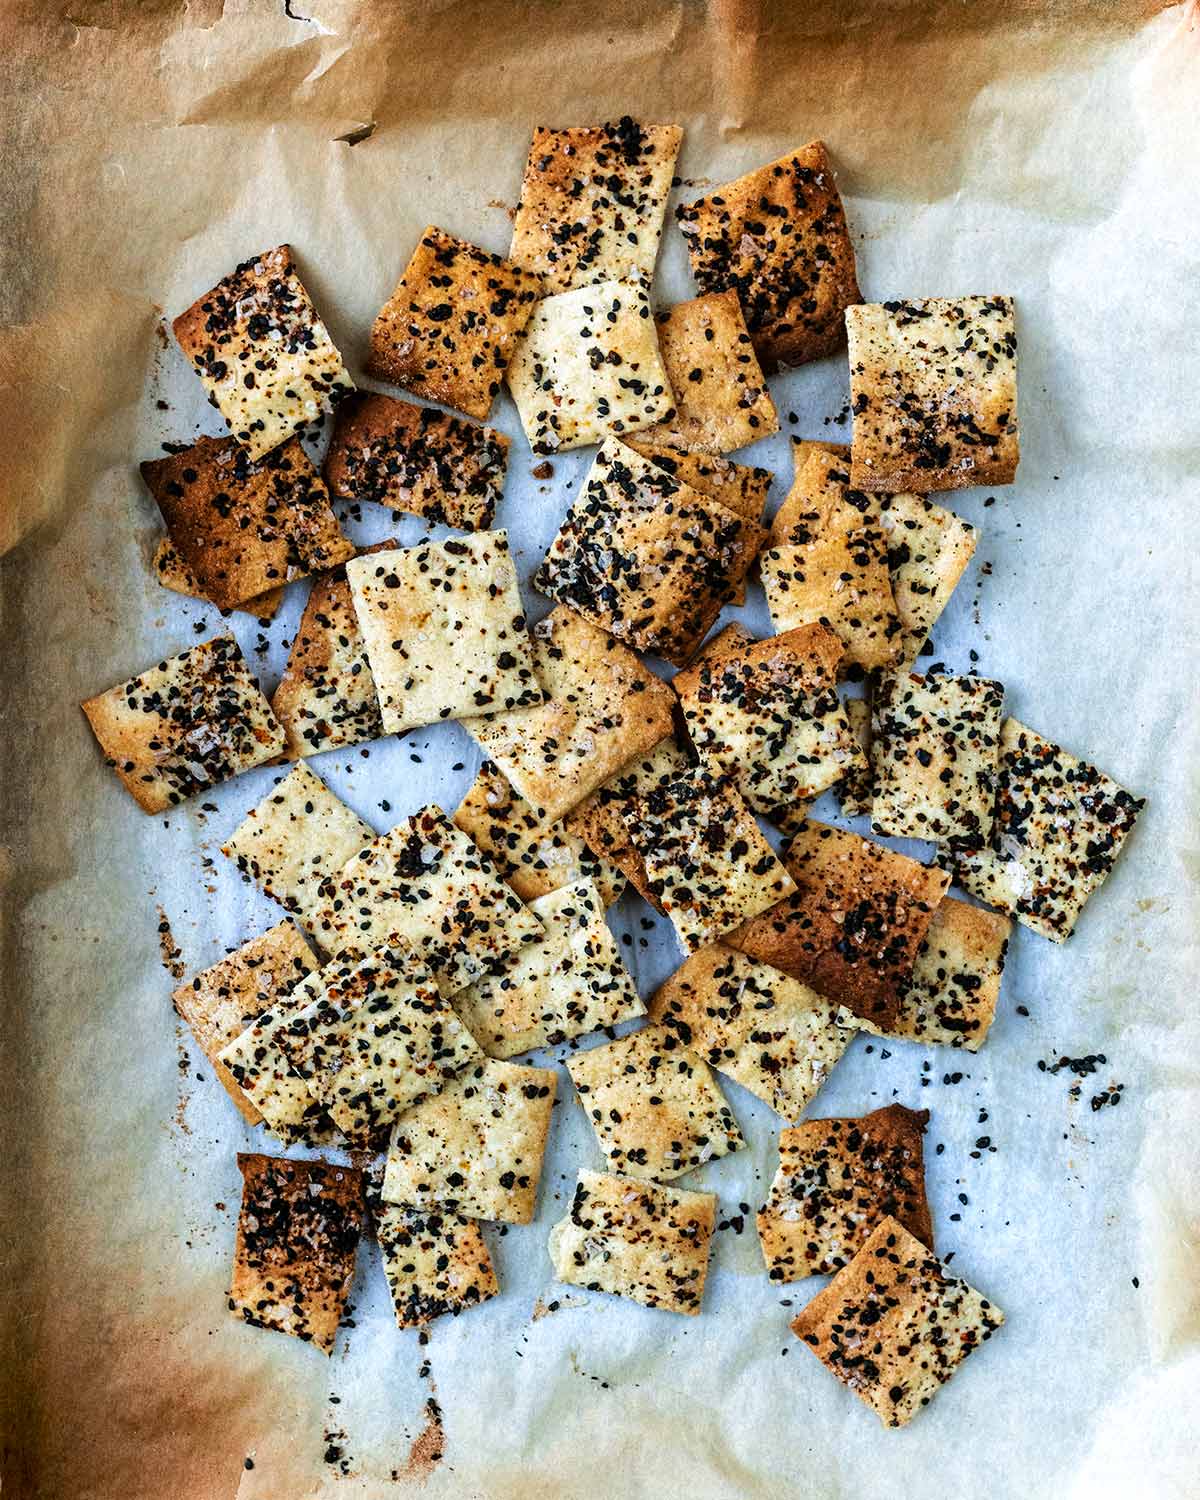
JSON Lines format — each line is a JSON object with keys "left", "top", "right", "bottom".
{"left": 81, "top": 634, "right": 285, "bottom": 814}
{"left": 648, "top": 945, "right": 859, "bottom": 1121}
{"left": 548, "top": 1169, "right": 717, "bottom": 1315}
{"left": 625, "top": 438, "right": 773, "bottom": 524}
{"left": 506, "top": 280, "right": 674, "bottom": 453}
{"left": 953, "top": 718, "right": 1145, "bottom": 942}
{"left": 466, "top": 605, "right": 676, "bottom": 823}
{"left": 374, "top": 1200, "right": 499, "bottom": 1329}
{"left": 846, "top": 296, "right": 1019, "bottom": 493}
{"left": 366, "top": 226, "right": 542, "bottom": 420}
{"left": 382, "top": 1058, "right": 557, "bottom": 1223}
{"left": 509, "top": 120, "right": 682, "bottom": 292}
{"left": 345, "top": 532, "right": 543, "bottom": 735}
{"left": 152, "top": 535, "right": 284, "bottom": 621}
{"left": 836, "top": 695, "right": 874, "bottom": 818}
{"left": 791, "top": 1215, "right": 1005, "bottom": 1426}
{"left": 675, "top": 141, "right": 860, "bottom": 372}
{"left": 173, "top": 245, "right": 354, "bottom": 462}
{"left": 879, "top": 491, "right": 978, "bottom": 667}
{"left": 757, "top": 1104, "right": 932, "bottom": 1282}
{"left": 324, "top": 392, "right": 509, "bottom": 532}
{"left": 534, "top": 439, "right": 766, "bottom": 667}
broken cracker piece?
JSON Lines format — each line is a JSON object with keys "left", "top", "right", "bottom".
{"left": 624, "top": 440, "right": 773, "bottom": 525}
{"left": 836, "top": 696, "right": 874, "bottom": 818}
{"left": 375, "top": 1200, "right": 499, "bottom": 1329}
{"left": 879, "top": 491, "right": 977, "bottom": 668}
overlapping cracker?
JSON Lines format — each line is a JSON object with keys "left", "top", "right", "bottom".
{"left": 625, "top": 439, "right": 773, "bottom": 524}
{"left": 152, "top": 536, "right": 284, "bottom": 621}
{"left": 836, "top": 696, "right": 875, "bottom": 818}
{"left": 374, "top": 1201, "right": 499, "bottom": 1329}
{"left": 879, "top": 491, "right": 978, "bottom": 667}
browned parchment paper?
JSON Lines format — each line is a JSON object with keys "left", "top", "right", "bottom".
{"left": 2, "top": 3, "right": 1199, "bottom": 1497}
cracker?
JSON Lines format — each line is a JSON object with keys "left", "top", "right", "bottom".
{"left": 229, "top": 1153, "right": 364, "bottom": 1354}
{"left": 366, "top": 227, "right": 542, "bottom": 420}
{"left": 324, "top": 392, "right": 509, "bottom": 532}
{"left": 453, "top": 877, "right": 644, "bottom": 1057}
{"left": 509, "top": 119, "right": 682, "bottom": 292}
{"left": 467, "top": 606, "right": 676, "bottom": 824}
{"left": 152, "top": 536, "right": 284, "bottom": 621}
{"left": 374, "top": 1201, "right": 499, "bottom": 1329}
{"left": 791, "top": 1215, "right": 1005, "bottom": 1426}
{"left": 566, "top": 1024, "right": 744, "bottom": 1181}
{"left": 534, "top": 439, "right": 766, "bottom": 666}
{"left": 725, "top": 820, "right": 950, "bottom": 1030}
{"left": 505, "top": 280, "right": 674, "bottom": 453}
{"left": 173, "top": 245, "right": 354, "bottom": 462}
{"left": 648, "top": 945, "right": 859, "bottom": 1121}
{"left": 870, "top": 671, "right": 1005, "bottom": 845}
{"left": 627, "top": 766, "right": 797, "bottom": 953}
{"left": 632, "top": 292, "right": 779, "bottom": 454}
{"left": 879, "top": 491, "right": 977, "bottom": 667}
{"left": 345, "top": 531, "right": 543, "bottom": 735}
{"left": 381, "top": 1058, "right": 556, "bottom": 1224}
{"left": 222, "top": 762, "right": 374, "bottom": 936}
{"left": 81, "top": 634, "right": 285, "bottom": 814}
{"left": 675, "top": 141, "right": 860, "bottom": 372}
{"left": 953, "top": 718, "right": 1145, "bottom": 942}
{"left": 846, "top": 296, "right": 1019, "bottom": 493}
{"left": 172, "top": 920, "right": 318, "bottom": 1126}
{"left": 548, "top": 1169, "right": 716, "bottom": 1315}
{"left": 757, "top": 1104, "right": 932, "bottom": 1282}
{"left": 624, "top": 440, "right": 773, "bottom": 525}
{"left": 836, "top": 696, "right": 874, "bottom": 818}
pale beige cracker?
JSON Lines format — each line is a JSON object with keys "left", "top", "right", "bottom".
{"left": 374, "top": 1201, "right": 499, "bottom": 1329}
{"left": 879, "top": 491, "right": 978, "bottom": 667}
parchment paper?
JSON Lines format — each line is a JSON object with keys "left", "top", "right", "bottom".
{"left": 2, "top": 3, "right": 1199, "bottom": 1497}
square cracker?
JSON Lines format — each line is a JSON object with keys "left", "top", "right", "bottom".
{"left": 632, "top": 292, "right": 779, "bottom": 455}
{"left": 229, "top": 1153, "right": 364, "bottom": 1355}
{"left": 879, "top": 491, "right": 977, "bottom": 668}
{"left": 366, "top": 227, "right": 542, "bottom": 420}
{"left": 725, "top": 819, "right": 950, "bottom": 1031}
{"left": 139, "top": 435, "right": 353, "bottom": 612}
{"left": 173, "top": 245, "right": 354, "bottom": 463}
{"left": 345, "top": 531, "right": 543, "bottom": 736}
{"left": 506, "top": 280, "right": 674, "bottom": 454}
{"left": 382, "top": 1057, "right": 557, "bottom": 1224}
{"left": 836, "top": 696, "right": 874, "bottom": 819}
{"left": 846, "top": 296, "right": 1019, "bottom": 493}
{"left": 870, "top": 671, "right": 1005, "bottom": 845}
{"left": 222, "top": 762, "right": 375, "bottom": 936}
{"left": 566, "top": 1024, "right": 744, "bottom": 1181}
{"left": 626, "top": 766, "right": 797, "bottom": 954}
{"left": 81, "top": 634, "right": 285, "bottom": 814}
{"left": 453, "top": 877, "right": 644, "bottom": 1058}
{"left": 791, "top": 1215, "right": 1005, "bottom": 1427}
{"left": 172, "top": 919, "right": 318, "bottom": 1126}
{"left": 466, "top": 606, "right": 676, "bottom": 824}
{"left": 509, "top": 119, "right": 682, "bottom": 292}
{"left": 648, "top": 945, "right": 859, "bottom": 1121}
{"left": 675, "top": 141, "right": 860, "bottom": 372}
{"left": 548, "top": 1169, "right": 716, "bottom": 1315}
{"left": 757, "top": 1104, "right": 932, "bottom": 1283}
{"left": 374, "top": 1200, "right": 499, "bottom": 1329}
{"left": 152, "top": 535, "right": 284, "bottom": 621}
{"left": 534, "top": 439, "right": 766, "bottom": 667}
{"left": 324, "top": 392, "right": 509, "bottom": 533}
{"left": 953, "top": 718, "right": 1144, "bottom": 942}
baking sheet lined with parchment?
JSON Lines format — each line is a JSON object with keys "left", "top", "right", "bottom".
{"left": 1, "top": 3, "right": 1198, "bottom": 1498}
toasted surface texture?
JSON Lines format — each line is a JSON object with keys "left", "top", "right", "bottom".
{"left": 880, "top": 491, "right": 977, "bottom": 667}
{"left": 548, "top": 1169, "right": 717, "bottom": 1315}
{"left": 625, "top": 439, "right": 773, "bottom": 524}
{"left": 173, "top": 245, "right": 353, "bottom": 462}
{"left": 345, "top": 532, "right": 542, "bottom": 736}
{"left": 375, "top": 1201, "right": 499, "bottom": 1329}
{"left": 151, "top": 536, "right": 284, "bottom": 621}
{"left": 229, "top": 1154, "right": 363, "bottom": 1354}
{"left": 367, "top": 227, "right": 541, "bottom": 419}
{"left": 837, "top": 696, "right": 875, "bottom": 818}
{"left": 509, "top": 119, "right": 682, "bottom": 292}
{"left": 791, "top": 1215, "right": 1004, "bottom": 1426}
{"left": 846, "top": 297, "right": 1019, "bottom": 493}
{"left": 675, "top": 141, "right": 860, "bottom": 372}
{"left": 81, "top": 634, "right": 285, "bottom": 813}
{"left": 506, "top": 280, "right": 674, "bottom": 453}
{"left": 382, "top": 1058, "right": 556, "bottom": 1224}
{"left": 953, "top": 718, "right": 1144, "bottom": 942}
{"left": 757, "top": 1104, "right": 932, "bottom": 1282}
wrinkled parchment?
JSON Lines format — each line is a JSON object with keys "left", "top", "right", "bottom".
{"left": 2, "top": 3, "right": 1199, "bottom": 1497}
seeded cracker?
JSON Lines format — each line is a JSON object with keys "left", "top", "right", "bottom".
{"left": 675, "top": 141, "right": 860, "bottom": 372}
{"left": 382, "top": 1058, "right": 556, "bottom": 1224}
{"left": 506, "top": 280, "right": 675, "bottom": 453}
{"left": 757, "top": 1104, "right": 933, "bottom": 1282}
{"left": 151, "top": 536, "right": 284, "bottom": 621}
{"left": 81, "top": 634, "right": 285, "bottom": 814}
{"left": 374, "top": 1200, "right": 499, "bottom": 1329}
{"left": 837, "top": 697, "right": 875, "bottom": 818}
{"left": 624, "top": 438, "right": 773, "bottom": 524}
{"left": 846, "top": 296, "right": 1019, "bottom": 493}
{"left": 345, "top": 532, "right": 543, "bottom": 736}
{"left": 229, "top": 1153, "right": 363, "bottom": 1355}
{"left": 173, "top": 245, "right": 354, "bottom": 463}
{"left": 791, "top": 1215, "right": 1004, "bottom": 1426}
{"left": 366, "top": 227, "right": 542, "bottom": 420}
{"left": 549, "top": 1169, "right": 716, "bottom": 1315}
{"left": 879, "top": 491, "right": 978, "bottom": 668}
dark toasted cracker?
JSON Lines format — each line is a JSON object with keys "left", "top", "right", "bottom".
{"left": 151, "top": 535, "right": 284, "bottom": 621}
